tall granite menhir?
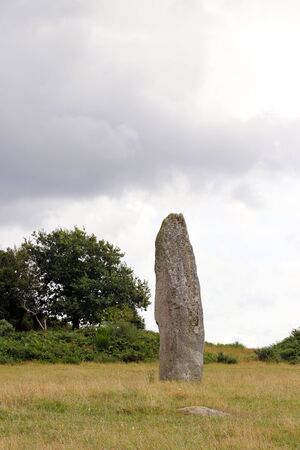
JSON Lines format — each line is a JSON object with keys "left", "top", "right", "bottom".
{"left": 155, "top": 213, "right": 204, "bottom": 381}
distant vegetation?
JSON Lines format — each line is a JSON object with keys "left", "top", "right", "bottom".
{"left": 0, "top": 321, "right": 159, "bottom": 364}
{"left": 0, "top": 227, "right": 150, "bottom": 331}
{"left": 256, "top": 328, "right": 300, "bottom": 364}
{"left": 2, "top": 318, "right": 300, "bottom": 366}
{"left": 0, "top": 319, "right": 253, "bottom": 365}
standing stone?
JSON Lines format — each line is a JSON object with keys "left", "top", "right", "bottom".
{"left": 155, "top": 213, "right": 204, "bottom": 381}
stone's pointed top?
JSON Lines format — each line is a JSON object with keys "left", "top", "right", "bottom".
{"left": 165, "top": 212, "right": 184, "bottom": 219}
{"left": 162, "top": 213, "right": 186, "bottom": 226}
{"left": 156, "top": 213, "right": 188, "bottom": 247}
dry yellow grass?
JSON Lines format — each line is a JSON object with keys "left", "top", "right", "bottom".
{"left": 0, "top": 362, "right": 299, "bottom": 450}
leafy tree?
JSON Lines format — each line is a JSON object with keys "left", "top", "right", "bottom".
{"left": 0, "top": 248, "right": 29, "bottom": 330}
{"left": 102, "top": 304, "right": 145, "bottom": 329}
{"left": 23, "top": 227, "right": 150, "bottom": 329}
{"left": 0, "top": 247, "right": 48, "bottom": 330}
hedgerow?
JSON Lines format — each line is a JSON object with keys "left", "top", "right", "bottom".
{"left": 0, "top": 323, "right": 244, "bottom": 365}
{"left": 0, "top": 323, "right": 159, "bottom": 364}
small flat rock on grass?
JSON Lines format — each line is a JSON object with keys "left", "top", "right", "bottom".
{"left": 178, "top": 406, "right": 229, "bottom": 417}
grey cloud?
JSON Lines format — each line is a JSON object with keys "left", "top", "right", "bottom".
{"left": 1, "top": 0, "right": 300, "bottom": 210}
{"left": 0, "top": 198, "right": 55, "bottom": 230}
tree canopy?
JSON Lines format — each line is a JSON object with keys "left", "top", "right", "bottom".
{"left": 0, "top": 228, "right": 150, "bottom": 330}
{"left": 0, "top": 248, "right": 27, "bottom": 329}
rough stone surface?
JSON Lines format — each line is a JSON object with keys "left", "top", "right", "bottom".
{"left": 154, "top": 213, "right": 204, "bottom": 381}
{"left": 178, "top": 406, "right": 229, "bottom": 417}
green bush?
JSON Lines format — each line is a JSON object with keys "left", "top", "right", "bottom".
{"left": 121, "top": 350, "right": 144, "bottom": 363}
{"left": 255, "top": 328, "right": 300, "bottom": 364}
{"left": 0, "top": 324, "right": 160, "bottom": 364}
{"left": 95, "top": 321, "right": 159, "bottom": 362}
{"left": 204, "top": 352, "right": 218, "bottom": 363}
{"left": 255, "top": 346, "right": 279, "bottom": 362}
{"left": 0, "top": 319, "right": 14, "bottom": 336}
{"left": 95, "top": 327, "right": 111, "bottom": 351}
{"left": 216, "top": 352, "right": 238, "bottom": 364}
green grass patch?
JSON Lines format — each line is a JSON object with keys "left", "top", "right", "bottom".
{"left": 34, "top": 399, "right": 69, "bottom": 414}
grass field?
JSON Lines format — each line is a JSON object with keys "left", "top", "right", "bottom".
{"left": 0, "top": 360, "right": 300, "bottom": 450}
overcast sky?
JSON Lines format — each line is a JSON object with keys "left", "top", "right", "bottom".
{"left": 1, "top": 0, "right": 300, "bottom": 346}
